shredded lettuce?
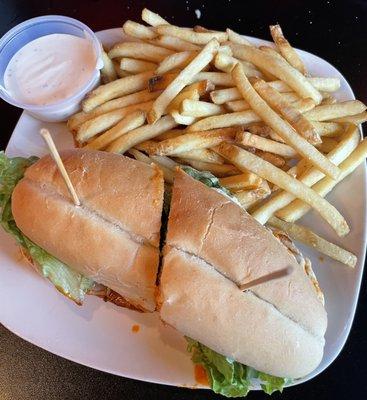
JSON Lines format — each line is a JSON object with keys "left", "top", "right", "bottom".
{"left": 187, "top": 338, "right": 290, "bottom": 397}
{"left": 0, "top": 151, "right": 93, "bottom": 305}
{"left": 182, "top": 167, "right": 290, "bottom": 397}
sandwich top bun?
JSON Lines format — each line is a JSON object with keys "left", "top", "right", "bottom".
{"left": 158, "top": 169, "right": 327, "bottom": 378}
{"left": 12, "top": 149, "right": 164, "bottom": 312}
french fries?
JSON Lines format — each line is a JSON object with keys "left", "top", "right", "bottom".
{"left": 174, "top": 148, "right": 225, "bottom": 164}
{"left": 141, "top": 8, "right": 170, "bottom": 26}
{"left": 277, "top": 138, "right": 367, "bottom": 222}
{"left": 107, "top": 115, "right": 178, "bottom": 154}
{"left": 76, "top": 100, "right": 153, "bottom": 142}
{"left": 216, "top": 143, "right": 349, "bottom": 236}
{"left": 303, "top": 100, "right": 367, "bottom": 121}
{"left": 234, "top": 181, "right": 271, "bottom": 210}
{"left": 122, "top": 20, "right": 157, "bottom": 40}
{"left": 156, "top": 25, "right": 228, "bottom": 45}
{"left": 180, "top": 99, "right": 225, "bottom": 118}
{"left": 129, "top": 149, "right": 174, "bottom": 183}
{"left": 269, "top": 25, "right": 306, "bottom": 74}
{"left": 236, "top": 131, "right": 297, "bottom": 158}
{"left": 179, "top": 159, "right": 239, "bottom": 177}
{"left": 331, "top": 111, "right": 367, "bottom": 125}
{"left": 108, "top": 42, "right": 173, "bottom": 63}
{"left": 226, "top": 28, "right": 252, "bottom": 45}
{"left": 230, "top": 44, "right": 323, "bottom": 103}
{"left": 219, "top": 172, "right": 263, "bottom": 191}
{"left": 84, "top": 110, "right": 146, "bottom": 150}
{"left": 101, "top": 50, "right": 117, "bottom": 83}
{"left": 68, "top": 90, "right": 160, "bottom": 131}
{"left": 232, "top": 63, "right": 340, "bottom": 179}
{"left": 268, "top": 217, "right": 357, "bottom": 268}
{"left": 120, "top": 58, "right": 157, "bottom": 73}
{"left": 251, "top": 125, "right": 360, "bottom": 224}
{"left": 151, "top": 127, "right": 239, "bottom": 156}
{"left": 170, "top": 110, "right": 196, "bottom": 125}
{"left": 82, "top": 71, "right": 153, "bottom": 112}
{"left": 150, "top": 35, "right": 201, "bottom": 51}
{"left": 148, "top": 39, "right": 220, "bottom": 123}
{"left": 156, "top": 51, "right": 198, "bottom": 74}
{"left": 250, "top": 78, "right": 320, "bottom": 144}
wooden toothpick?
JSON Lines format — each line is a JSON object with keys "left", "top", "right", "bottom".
{"left": 239, "top": 266, "right": 293, "bottom": 291}
{"left": 39, "top": 128, "right": 81, "bottom": 206}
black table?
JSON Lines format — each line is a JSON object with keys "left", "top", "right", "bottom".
{"left": 0, "top": 1, "right": 366, "bottom": 399}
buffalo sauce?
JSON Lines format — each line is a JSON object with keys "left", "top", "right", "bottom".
{"left": 194, "top": 364, "right": 209, "bottom": 386}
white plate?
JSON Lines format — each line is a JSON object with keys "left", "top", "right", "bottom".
{"left": 0, "top": 28, "right": 366, "bottom": 390}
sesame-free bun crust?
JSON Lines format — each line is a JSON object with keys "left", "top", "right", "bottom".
{"left": 159, "top": 169, "right": 327, "bottom": 378}
{"left": 12, "top": 149, "right": 164, "bottom": 311}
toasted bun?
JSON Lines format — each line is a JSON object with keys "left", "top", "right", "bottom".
{"left": 12, "top": 149, "right": 164, "bottom": 312}
{"left": 159, "top": 169, "right": 327, "bottom": 378}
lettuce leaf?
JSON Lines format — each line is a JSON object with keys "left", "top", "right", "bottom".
{"left": 187, "top": 338, "right": 290, "bottom": 397}
{"left": 0, "top": 151, "right": 93, "bottom": 305}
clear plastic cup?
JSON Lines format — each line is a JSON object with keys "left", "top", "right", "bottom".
{"left": 0, "top": 15, "right": 103, "bottom": 122}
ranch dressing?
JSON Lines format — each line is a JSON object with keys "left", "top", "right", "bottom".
{"left": 4, "top": 33, "right": 96, "bottom": 106}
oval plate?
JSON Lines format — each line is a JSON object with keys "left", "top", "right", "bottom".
{"left": 0, "top": 28, "right": 366, "bottom": 390}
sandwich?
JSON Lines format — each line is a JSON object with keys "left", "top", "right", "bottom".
{"left": 158, "top": 167, "right": 327, "bottom": 396}
{"left": 0, "top": 149, "right": 164, "bottom": 312}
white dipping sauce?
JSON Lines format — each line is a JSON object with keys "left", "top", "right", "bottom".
{"left": 4, "top": 33, "right": 96, "bottom": 106}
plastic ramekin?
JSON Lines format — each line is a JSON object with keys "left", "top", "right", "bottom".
{"left": 0, "top": 15, "right": 103, "bottom": 122}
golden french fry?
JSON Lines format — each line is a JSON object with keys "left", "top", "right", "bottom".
{"left": 321, "top": 92, "right": 337, "bottom": 105}
{"left": 232, "top": 63, "right": 340, "bottom": 179}
{"left": 170, "top": 110, "right": 196, "bottom": 125}
{"left": 188, "top": 110, "right": 261, "bottom": 131}
{"left": 84, "top": 110, "right": 146, "bottom": 150}
{"left": 219, "top": 172, "right": 263, "bottom": 191}
{"left": 331, "top": 111, "right": 367, "bottom": 125}
{"left": 236, "top": 131, "right": 297, "bottom": 158}
{"left": 234, "top": 181, "right": 271, "bottom": 210}
{"left": 135, "top": 140, "right": 160, "bottom": 154}
{"left": 194, "top": 72, "right": 233, "bottom": 86}
{"left": 178, "top": 158, "right": 239, "bottom": 177}
{"left": 214, "top": 52, "right": 262, "bottom": 77}
{"left": 82, "top": 71, "right": 153, "bottom": 112}
{"left": 156, "top": 51, "right": 198, "bottom": 74}
{"left": 148, "top": 39, "right": 220, "bottom": 123}
{"left": 156, "top": 24, "right": 228, "bottom": 45}
{"left": 167, "top": 80, "right": 210, "bottom": 112}
{"left": 122, "top": 20, "right": 157, "bottom": 40}
{"left": 113, "top": 60, "right": 130, "bottom": 78}
{"left": 210, "top": 87, "right": 241, "bottom": 104}
{"left": 141, "top": 8, "right": 170, "bottom": 26}
{"left": 68, "top": 90, "right": 160, "bottom": 132}
{"left": 101, "top": 50, "right": 117, "bottom": 83}
{"left": 76, "top": 100, "right": 154, "bottom": 143}
{"left": 269, "top": 25, "right": 306, "bottom": 74}
{"left": 311, "top": 121, "right": 344, "bottom": 137}
{"left": 255, "top": 150, "right": 286, "bottom": 168}
{"left": 108, "top": 42, "right": 173, "bottom": 63}
{"left": 129, "top": 149, "right": 174, "bottom": 183}
{"left": 120, "top": 58, "right": 157, "bottom": 73}
{"left": 268, "top": 217, "right": 357, "bottom": 268}
{"left": 148, "top": 73, "right": 177, "bottom": 92}
{"left": 226, "top": 28, "right": 252, "bottom": 45}
{"left": 150, "top": 154, "right": 179, "bottom": 170}
{"left": 174, "top": 148, "right": 225, "bottom": 164}
{"left": 155, "top": 129, "right": 185, "bottom": 141}
{"left": 303, "top": 100, "right": 367, "bottom": 121}
{"left": 307, "top": 77, "right": 340, "bottom": 92}
{"left": 152, "top": 127, "right": 239, "bottom": 155}
{"left": 230, "top": 44, "right": 322, "bottom": 103}
{"left": 251, "top": 125, "right": 360, "bottom": 224}
{"left": 107, "top": 115, "right": 178, "bottom": 154}
{"left": 180, "top": 99, "right": 225, "bottom": 118}
{"left": 149, "top": 35, "right": 201, "bottom": 51}
{"left": 216, "top": 142, "right": 349, "bottom": 236}
{"left": 277, "top": 137, "right": 367, "bottom": 222}
{"left": 315, "top": 137, "right": 339, "bottom": 153}
{"left": 251, "top": 77, "right": 321, "bottom": 144}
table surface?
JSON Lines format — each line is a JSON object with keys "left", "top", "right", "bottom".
{"left": 0, "top": 1, "right": 366, "bottom": 399}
